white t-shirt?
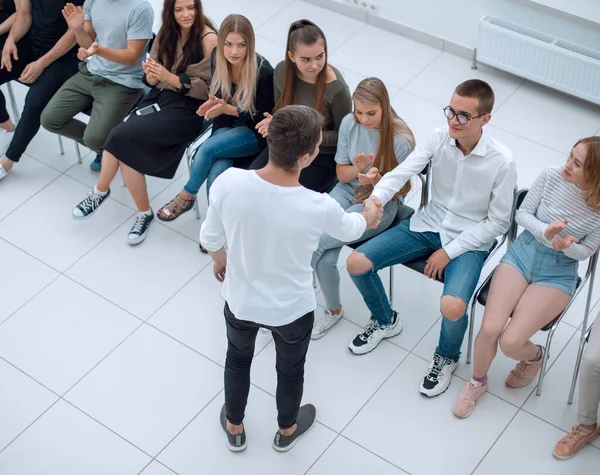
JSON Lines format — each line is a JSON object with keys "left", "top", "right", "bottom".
{"left": 200, "top": 168, "right": 367, "bottom": 327}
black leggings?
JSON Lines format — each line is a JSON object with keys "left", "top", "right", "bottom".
{"left": 223, "top": 302, "right": 314, "bottom": 429}
{"left": 249, "top": 145, "right": 337, "bottom": 193}
{"left": 0, "top": 35, "right": 79, "bottom": 162}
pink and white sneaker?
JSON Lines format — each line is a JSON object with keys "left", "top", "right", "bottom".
{"left": 453, "top": 379, "right": 488, "bottom": 419}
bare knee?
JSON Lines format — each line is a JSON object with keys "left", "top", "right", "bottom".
{"left": 347, "top": 251, "right": 373, "bottom": 275}
{"left": 440, "top": 296, "right": 466, "bottom": 320}
{"left": 498, "top": 332, "right": 526, "bottom": 359}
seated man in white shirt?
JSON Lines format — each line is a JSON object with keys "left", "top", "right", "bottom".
{"left": 346, "top": 79, "right": 517, "bottom": 397}
{"left": 200, "top": 105, "right": 381, "bottom": 453}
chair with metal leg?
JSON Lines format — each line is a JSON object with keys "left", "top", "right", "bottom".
{"left": 466, "top": 189, "right": 599, "bottom": 396}
{"left": 5, "top": 82, "right": 66, "bottom": 157}
{"left": 568, "top": 324, "right": 595, "bottom": 405}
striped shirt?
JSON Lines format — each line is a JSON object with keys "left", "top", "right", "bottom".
{"left": 516, "top": 166, "right": 600, "bottom": 261}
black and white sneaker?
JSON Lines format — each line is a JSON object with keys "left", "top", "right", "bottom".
{"left": 72, "top": 189, "right": 111, "bottom": 220}
{"left": 420, "top": 353, "right": 458, "bottom": 397}
{"left": 348, "top": 311, "right": 402, "bottom": 355}
{"left": 127, "top": 211, "right": 154, "bottom": 245}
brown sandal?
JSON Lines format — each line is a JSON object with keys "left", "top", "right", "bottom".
{"left": 157, "top": 193, "right": 195, "bottom": 222}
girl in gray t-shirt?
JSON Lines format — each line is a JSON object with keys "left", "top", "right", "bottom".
{"left": 311, "top": 77, "right": 415, "bottom": 340}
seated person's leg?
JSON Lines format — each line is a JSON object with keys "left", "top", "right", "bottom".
{"left": 158, "top": 126, "right": 261, "bottom": 221}
{"left": 554, "top": 322, "right": 600, "bottom": 459}
{"left": 346, "top": 220, "right": 437, "bottom": 355}
{"left": 420, "top": 250, "right": 486, "bottom": 397}
{"left": 453, "top": 262, "right": 528, "bottom": 418}
{"left": 206, "top": 158, "right": 234, "bottom": 199}
{"left": 120, "top": 162, "right": 154, "bottom": 246}
{"left": 82, "top": 81, "right": 142, "bottom": 154}
{"left": 3, "top": 58, "right": 79, "bottom": 170}
{"left": 40, "top": 70, "right": 94, "bottom": 144}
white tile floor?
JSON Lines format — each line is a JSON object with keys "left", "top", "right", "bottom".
{"left": 1, "top": 1, "right": 600, "bottom": 474}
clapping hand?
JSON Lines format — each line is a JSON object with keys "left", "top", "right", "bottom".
{"left": 551, "top": 234, "right": 579, "bottom": 251}
{"left": 1, "top": 38, "right": 18, "bottom": 71}
{"left": 354, "top": 153, "right": 374, "bottom": 173}
{"left": 197, "top": 95, "right": 228, "bottom": 120}
{"left": 358, "top": 166, "right": 380, "bottom": 186}
{"left": 142, "top": 57, "right": 170, "bottom": 83}
{"left": 256, "top": 112, "right": 272, "bottom": 137}
{"left": 62, "top": 3, "right": 84, "bottom": 31}
{"left": 77, "top": 42, "right": 99, "bottom": 61}
{"left": 544, "top": 220, "right": 568, "bottom": 240}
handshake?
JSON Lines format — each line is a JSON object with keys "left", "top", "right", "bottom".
{"left": 362, "top": 196, "right": 383, "bottom": 230}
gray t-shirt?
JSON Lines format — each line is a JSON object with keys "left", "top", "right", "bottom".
{"left": 84, "top": 0, "right": 154, "bottom": 89}
{"left": 334, "top": 113, "right": 413, "bottom": 194}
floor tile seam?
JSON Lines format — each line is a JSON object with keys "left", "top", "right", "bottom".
{"left": 484, "top": 77, "right": 526, "bottom": 115}
{"left": 142, "top": 319, "right": 227, "bottom": 370}
{"left": 0, "top": 355, "right": 62, "bottom": 399}
{"left": 150, "top": 388, "right": 224, "bottom": 469}
{"left": 519, "top": 405, "right": 598, "bottom": 442}
{"left": 469, "top": 409, "right": 520, "bottom": 475}
{"left": 325, "top": 22, "right": 369, "bottom": 58}
{"left": 25, "top": 148, "right": 94, "bottom": 174}
{"left": 395, "top": 49, "right": 445, "bottom": 91}
{"left": 337, "top": 350, "right": 412, "bottom": 436}
{"left": 59, "top": 398, "right": 157, "bottom": 459}
{"left": 253, "top": 0, "right": 303, "bottom": 31}
{"left": 59, "top": 319, "right": 147, "bottom": 399}
{"left": 336, "top": 433, "right": 412, "bottom": 475}
{"left": 0, "top": 271, "right": 61, "bottom": 330}
{"left": 0, "top": 397, "right": 62, "bottom": 457}
{"left": 137, "top": 460, "right": 180, "bottom": 475}
{"left": 302, "top": 433, "right": 342, "bottom": 475}
{"left": 488, "top": 123, "right": 573, "bottom": 155}
{"left": 0, "top": 171, "right": 64, "bottom": 224}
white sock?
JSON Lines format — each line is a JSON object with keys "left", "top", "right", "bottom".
{"left": 139, "top": 209, "right": 152, "bottom": 216}
{"left": 94, "top": 186, "right": 108, "bottom": 197}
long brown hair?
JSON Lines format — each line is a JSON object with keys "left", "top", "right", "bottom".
{"left": 276, "top": 19, "right": 328, "bottom": 115}
{"left": 155, "top": 0, "right": 215, "bottom": 73}
{"left": 575, "top": 136, "right": 600, "bottom": 211}
{"left": 211, "top": 14, "right": 258, "bottom": 114}
{"left": 353, "top": 78, "right": 416, "bottom": 203}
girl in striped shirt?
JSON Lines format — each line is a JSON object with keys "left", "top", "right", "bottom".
{"left": 453, "top": 136, "right": 600, "bottom": 419}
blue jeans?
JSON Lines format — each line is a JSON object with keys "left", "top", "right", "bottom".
{"left": 312, "top": 182, "right": 398, "bottom": 310}
{"left": 184, "top": 126, "right": 262, "bottom": 197}
{"left": 349, "top": 219, "right": 487, "bottom": 361}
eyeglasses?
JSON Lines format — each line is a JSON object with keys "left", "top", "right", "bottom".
{"left": 443, "top": 106, "right": 485, "bottom": 125}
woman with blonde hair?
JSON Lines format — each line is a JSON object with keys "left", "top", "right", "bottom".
{"left": 454, "top": 136, "right": 600, "bottom": 419}
{"left": 310, "top": 77, "right": 415, "bottom": 339}
{"left": 157, "top": 13, "right": 274, "bottom": 221}
{"left": 249, "top": 19, "right": 351, "bottom": 193}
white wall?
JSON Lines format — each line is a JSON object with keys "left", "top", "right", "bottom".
{"left": 329, "top": 0, "right": 600, "bottom": 50}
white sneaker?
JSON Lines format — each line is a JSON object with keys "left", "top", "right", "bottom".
{"left": 0, "top": 130, "right": 14, "bottom": 157}
{"left": 0, "top": 163, "right": 8, "bottom": 181}
{"left": 348, "top": 311, "right": 402, "bottom": 355}
{"left": 311, "top": 308, "right": 343, "bottom": 340}
{"left": 420, "top": 353, "right": 459, "bottom": 397}
{"left": 259, "top": 328, "right": 270, "bottom": 334}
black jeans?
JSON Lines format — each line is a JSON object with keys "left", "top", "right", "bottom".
{"left": 0, "top": 34, "right": 79, "bottom": 162}
{"left": 223, "top": 302, "right": 314, "bottom": 430}
{"left": 249, "top": 145, "right": 337, "bottom": 193}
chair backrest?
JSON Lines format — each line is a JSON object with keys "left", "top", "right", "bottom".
{"left": 507, "top": 188, "right": 529, "bottom": 244}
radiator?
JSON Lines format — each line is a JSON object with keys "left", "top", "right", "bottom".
{"left": 477, "top": 15, "right": 600, "bottom": 106}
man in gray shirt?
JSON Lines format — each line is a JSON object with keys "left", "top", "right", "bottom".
{"left": 41, "top": 0, "right": 153, "bottom": 171}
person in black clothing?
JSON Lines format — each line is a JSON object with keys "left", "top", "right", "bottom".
{"left": 70, "top": 0, "right": 218, "bottom": 246}
{"left": 156, "top": 13, "right": 274, "bottom": 222}
{"left": 0, "top": 0, "right": 82, "bottom": 181}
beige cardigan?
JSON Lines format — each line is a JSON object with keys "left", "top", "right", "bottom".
{"left": 147, "top": 40, "right": 212, "bottom": 100}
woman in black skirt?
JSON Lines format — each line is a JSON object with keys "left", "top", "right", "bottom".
{"left": 70, "top": 0, "right": 217, "bottom": 245}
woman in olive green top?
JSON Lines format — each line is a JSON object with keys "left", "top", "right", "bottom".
{"left": 249, "top": 19, "right": 351, "bottom": 193}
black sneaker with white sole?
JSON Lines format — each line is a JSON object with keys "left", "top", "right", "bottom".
{"left": 272, "top": 404, "right": 316, "bottom": 452}
{"left": 127, "top": 211, "right": 154, "bottom": 245}
{"left": 420, "top": 353, "right": 459, "bottom": 397}
{"left": 220, "top": 404, "right": 247, "bottom": 452}
{"left": 348, "top": 311, "right": 402, "bottom": 355}
{"left": 72, "top": 189, "right": 111, "bottom": 220}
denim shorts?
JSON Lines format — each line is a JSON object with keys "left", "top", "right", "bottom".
{"left": 500, "top": 230, "right": 579, "bottom": 295}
